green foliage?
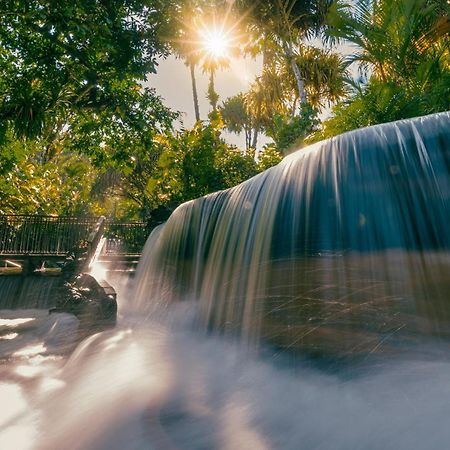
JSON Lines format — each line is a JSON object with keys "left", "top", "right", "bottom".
{"left": 236, "top": 0, "right": 334, "bottom": 40}
{"left": 220, "top": 94, "right": 250, "bottom": 134}
{"left": 0, "top": 0, "right": 178, "bottom": 219}
{"left": 310, "top": 75, "right": 450, "bottom": 142}
{"left": 0, "top": 139, "right": 97, "bottom": 215}
{"left": 257, "top": 145, "right": 283, "bottom": 171}
{"left": 66, "top": 80, "right": 176, "bottom": 167}
{"left": 236, "top": 0, "right": 341, "bottom": 107}
{"left": 216, "top": 146, "right": 259, "bottom": 187}
{"left": 123, "top": 122, "right": 259, "bottom": 218}
{"left": 293, "top": 47, "right": 349, "bottom": 107}
{"left": 206, "top": 72, "right": 220, "bottom": 112}
{"left": 177, "top": 125, "right": 225, "bottom": 199}
{"left": 327, "top": 0, "right": 449, "bottom": 85}
{"left": 220, "top": 94, "right": 259, "bottom": 150}
{"left": 268, "top": 104, "right": 319, "bottom": 154}
{"left": 0, "top": 134, "right": 28, "bottom": 176}
{"left": 242, "top": 45, "right": 347, "bottom": 152}
{"left": 307, "top": 0, "right": 450, "bottom": 142}
{"left": 0, "top": 0, "right": 174, "bottom": 146}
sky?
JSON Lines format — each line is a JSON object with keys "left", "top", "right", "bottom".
{"left": 146, "top": 43, "right": 357, "bottom": 151}
{"left": 146, "top": 54, "right": 272, "bottom": 149}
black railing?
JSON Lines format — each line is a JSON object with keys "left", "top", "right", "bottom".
{"left": 103, "top": 222, "right": 149, "bottom": 255}
{"left": 0, "top": 215, "right": 100, "bottom": 256}
{"left": 0, "top": 215, "right": 152, "bottom": 257}
{"left": 0, "top": 215, "right": 150, "bottom": 259}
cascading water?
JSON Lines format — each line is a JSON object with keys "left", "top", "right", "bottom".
{"left": 134, "top": 111, "right": 450, "bottom": 356}
{"left": 2, "top": 112, "right": 450, "bottom": 450}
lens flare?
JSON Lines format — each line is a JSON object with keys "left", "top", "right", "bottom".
{"left": 201, "top": 28, "right": 231, "bottom": 59}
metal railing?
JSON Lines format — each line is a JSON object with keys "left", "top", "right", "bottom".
{"left": 0, "top": 215, "right": 101, "bottom": 256}
{"left": 0, "top": 215, "right": 152, "bottom": 257}
{"left": 103, "top": 222, "right": 149, "bottom": 255}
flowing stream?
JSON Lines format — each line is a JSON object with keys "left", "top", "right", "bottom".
{"left": 1, "top": 112, "right": 449, "bottom": 449}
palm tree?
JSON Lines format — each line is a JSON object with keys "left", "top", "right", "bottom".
{"left": 202, "top": 51, "right": 230, "bottom": 112}
{"left": 243, "top": 46, "right": 347, "bottom": 142}
{"left": 310, "top": 0, "right": 450, "bottom": 135}
{"left": 167, "top": 1, "right": 203, "bottom": 122}
{"left": 289, "top": 46, "right": 348, "bottom": 108}
{"left": 327, "top": 0, "right": 450, "bottom": 85}
{"left": 199, "top": 4, "right": 243, "bottom": 113}
{"left": 171, "top": 1, "right": 242, "bottom": 115}
{"left": 237, "top": 0, "right": 337, "bottom": 108}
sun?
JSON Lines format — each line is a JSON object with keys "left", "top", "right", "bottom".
{"left": 200, "top": 28, "right": 231, "bottom": 59}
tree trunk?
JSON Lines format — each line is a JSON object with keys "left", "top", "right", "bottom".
{"left": 251, "top": 100, "right": 262, "bottom": 149}
{"left": 284, "top": 43, "right": 307, "bottom": 104}
{"left": 290, "top": 58, "right": 306, "bottom": 104}
{"left": 291, "top": 95, "right": 298, "bottom": 118}
{"left": 207, "top": 70, "right": 219, "bottom": 111}
{"left": 189, "top": 62, "right": 200, "bottom": 122}
{"left": 245, "top": 127, "right": 252, "bottom": 152}
{"left": 251, "top": 128, "right": 258, "bottom": 149}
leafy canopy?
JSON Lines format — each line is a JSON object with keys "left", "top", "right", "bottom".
{"left": 0, "top": 0, "right": 174, "bottom": 145}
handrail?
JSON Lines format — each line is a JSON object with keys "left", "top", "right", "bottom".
{"left": 0, "top": 214, "right": 100, "bottom": 219}
{"left": 0, "top": 215, "right": 151, "bottom": 257}
{"left": 103, "top": 221, "right": 148, "bottom": 255}
{"left": 0, "top": 215, "right": 100, "bottom": 256}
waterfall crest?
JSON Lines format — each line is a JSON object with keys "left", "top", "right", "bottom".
{"left": 134, "top": 112, "right": 450, "bottom": 356}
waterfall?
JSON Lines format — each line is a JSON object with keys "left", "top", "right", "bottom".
{"left": 134, "top": 112, "right": 450, "bottom": 355}
{"left": 3, "top": 112, "right": 450, "bottom": 450}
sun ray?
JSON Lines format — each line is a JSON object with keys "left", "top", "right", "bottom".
{"left": 200, "top": 26, "right": 232, "bottom": 59}
{"left": 169, "top": 2, "right": 252, "bottom": 67}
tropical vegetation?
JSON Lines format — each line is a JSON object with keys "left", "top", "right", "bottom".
{"left": 0, "top": 0, "right": 448, "bottom": 221}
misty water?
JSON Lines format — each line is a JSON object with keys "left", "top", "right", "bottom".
{"left": 1, "top": 112, "right": 449, "bottom": 449}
